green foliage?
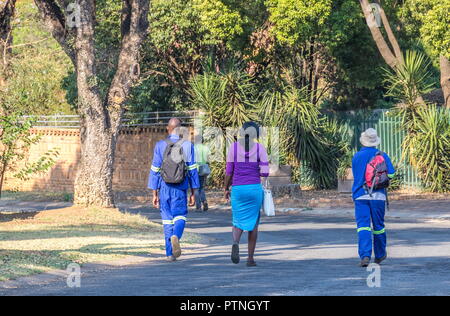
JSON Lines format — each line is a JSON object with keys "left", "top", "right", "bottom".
{"left": 0, "top": 0, "right": 74, "bottom": 115}
{"left": 383, "top": 50, "right": 435, "bottom": 108}
{"left": 189, "top": 62, "right": 258, "bottom": 129}
{"left": 267, "top": 0, "right": 332, "bottom": 46}
{"left": 337, "top": 148, "right": 353, "bottom": 180}
{"left": 402, "top": 106, "right": 450, "bottom": 192}
{"left": 207, "top": 161, "right": 226, "bottom": 188}
{"left": 419, "top": 1, "right": 450, "bottom": 59}
{"left": 194, "top": 0, "right": 246, "bottom": 46}
{"left": 193, "top": 0, "right": 266, "bottom": 51}
{"left": 261, "top": 86, "right": 350, "bottom": 189}
{"left": 401, "top": 0, "right": 450, "bottom": 59}
{"left": 388, "top": 161, "right": 405, "bottom": 191}
{"left": 14, "top": 148, "right": 60, "bottom": 181}
{"left": 0, "top": 112, "right": 59, "bottom": 196}
{"left": 128, "top": 0, "right": 210, "bottom": 112}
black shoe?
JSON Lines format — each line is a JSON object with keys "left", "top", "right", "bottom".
{"left": 203, "top": 202, "right": 208, "bottom": 212}
{"left": 231, "top": 243, "right": 240, "bottom": 264}
{"left": 375, "top": 254, "right": 387, "bottom": 265}
{"left": 360, "top": 257, "right": 370, "bottom": 267}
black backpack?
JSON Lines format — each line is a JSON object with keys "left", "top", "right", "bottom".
{"left": 160, "top": 139, "right": 187, "bottom": 184}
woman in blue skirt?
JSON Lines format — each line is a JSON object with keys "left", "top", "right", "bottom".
{"left": 224, "top": 122, "right": 270, "bottom": 266}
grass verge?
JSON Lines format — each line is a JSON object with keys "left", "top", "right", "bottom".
{"left": 1, "top": 191, "right": 73, "bottom": 202}
{"left": 0, "top": 207, "right": 200, "bottom": 281}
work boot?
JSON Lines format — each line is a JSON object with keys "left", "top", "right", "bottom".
{"left": 231, "top": 243, "right": 240, "bottom": 264}
{"left": 360, "top": 257, "right": 370, "bottom": 267}
{"left": 203, "top": 202, "right": 209, "bottom": 212}
{"left": 375, "top": 254, "right": 387, "bottom": 265}
{"left": 171, "top": 235, "right": 182, "bottom": 258}
{"left": 167, "top": 255, "right": 176, "bottom": 262}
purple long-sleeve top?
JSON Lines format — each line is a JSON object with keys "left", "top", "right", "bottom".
{"left": 226, "top": 142, "right": 270, "bottom": 186}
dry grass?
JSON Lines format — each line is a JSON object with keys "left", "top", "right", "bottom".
{"left": 0, "top": 207, "right": 199, "bottom": 281}
{"left": 1, "top": 190, "right": 73, "bottom": 202}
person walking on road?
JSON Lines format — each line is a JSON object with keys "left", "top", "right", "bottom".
{"left": 352, "top": 128, "right": 395, "bottom": 267}
{"left": 148, "top": 118, "right": 200, "bottom": 262}
{"left": 194, "top": 135, "right": 211, "bottom": 212}
{"left": 224, "top": 122, "right": 270, "bottom": 267}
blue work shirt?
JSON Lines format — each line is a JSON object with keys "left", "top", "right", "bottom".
{"left": 148, "top": 134, "right": 200, "bottom": 191}
{"left": 351, "top": 147, "right": 395, "bottom": 200}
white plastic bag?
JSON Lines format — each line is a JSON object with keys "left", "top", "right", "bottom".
{"left": 263, "top": 180, "right": 275, "bottom": 217}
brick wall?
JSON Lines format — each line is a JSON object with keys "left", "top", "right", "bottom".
{"left": 3, "top": 127, "right": 168, "bottom": 193}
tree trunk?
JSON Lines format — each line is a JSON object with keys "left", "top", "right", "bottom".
{"left": 0, "top": 160, "right": 8, "bottom": 199}
{"left": 71, "top": 0, "right": 115, "bottom": 207}
{"left": 0, "top": 0, "right": 16, "bottom": 74}
{"left": 440, "top": 55, "right": 450, "bottom": 108}
{"left": 74, "top": 116, "right": 119, "bottom": 207}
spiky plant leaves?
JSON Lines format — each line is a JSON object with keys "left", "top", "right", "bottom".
{"left": 406, "top": 106, "right": 450, "bottom": 192}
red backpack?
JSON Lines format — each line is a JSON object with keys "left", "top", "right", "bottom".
{"left": 365, "top": 152, "right": 390, "bottom": 195}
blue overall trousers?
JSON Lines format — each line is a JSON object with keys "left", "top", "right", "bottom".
{"left": 355, "top": 199, "right": 387, "bottom": 260}
{"left": 159, "top": 183, "right": 188, "bottom": 257}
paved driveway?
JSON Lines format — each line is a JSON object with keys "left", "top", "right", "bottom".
{"left": 1, "top": 205, "right": 450, "bottom": 296}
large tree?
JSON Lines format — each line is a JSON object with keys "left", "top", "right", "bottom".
{"left": 34, "top": 0, "right": 150, "bottom": 207}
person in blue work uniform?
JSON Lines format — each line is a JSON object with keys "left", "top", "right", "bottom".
{"left": 148, "top": 118, "right": 200, "bottom": 262}
{"left": 352, "top": 128, "right": 395, "bottom": 267}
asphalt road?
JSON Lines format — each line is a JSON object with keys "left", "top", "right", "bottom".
{"left": 1, "top": 206, "right": 450, "bottom": 296}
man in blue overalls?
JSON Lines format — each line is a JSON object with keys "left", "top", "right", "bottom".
{"left": 352, "top": 128, "right": 395, "bottom": 267}
{"left": 148, "top": 118, "right": 200, "bottom": 262}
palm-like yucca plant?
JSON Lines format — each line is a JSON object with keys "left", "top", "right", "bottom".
{"left": 404, "top": 106, "right": 450, "bottom": 192}
{"left": 189, "top": 65, "right": 257, "bottom": 129}
{"left": 383, "top": 50, "right": 435, "bottom": 131}
{"left": 383, "top": 50, "right": 435, "bottom": 108}
{"left": 260, "top": 86, "right": 348, "bottom": 189}
{"left": 188, "top": 63, "right": 259, "bottom": 187}
{"left": 383, "top": 50, "right": 450, "bottom": 192}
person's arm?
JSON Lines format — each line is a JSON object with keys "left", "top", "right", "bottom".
{"left": 186, "top": 143, "right": 200, "bottom": 206}
{"left": 224, "top": 174, "right": 232, "bottom": 200}
{"left": 224, "top": 144, "right": 235, "bottom": 200}
{"left": 152, "top": 190, "right": 159, "bottom": 208}
{"left": 384, "top": 153, "right": 396, "bottom": 179}
{"left": 258, "top": 144, "right": 270, "bottom": 178}
{"left": 148, "top": 142, "right": 163, "bottom": 208}
{"left": 206, "top": 145, "right": 211, "bottom": 164}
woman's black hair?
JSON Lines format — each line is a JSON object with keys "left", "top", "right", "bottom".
{"left": 242, "top": 121, "right": 260, "bottom": 138}
{"left": 241, "top": 121, "right": 260, "bottom": 152}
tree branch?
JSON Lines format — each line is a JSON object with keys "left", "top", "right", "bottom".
{"left": 33, "top": 0, "right": 76, "bottom": 65}
{"left": 374, "top": 0, "right": 404, "bottom": 64}
{"left": 359, "top": 0, "right": 399, "bottom": 69}
{"left": 106, "top": 0, "right": 150, "bottom": 127}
